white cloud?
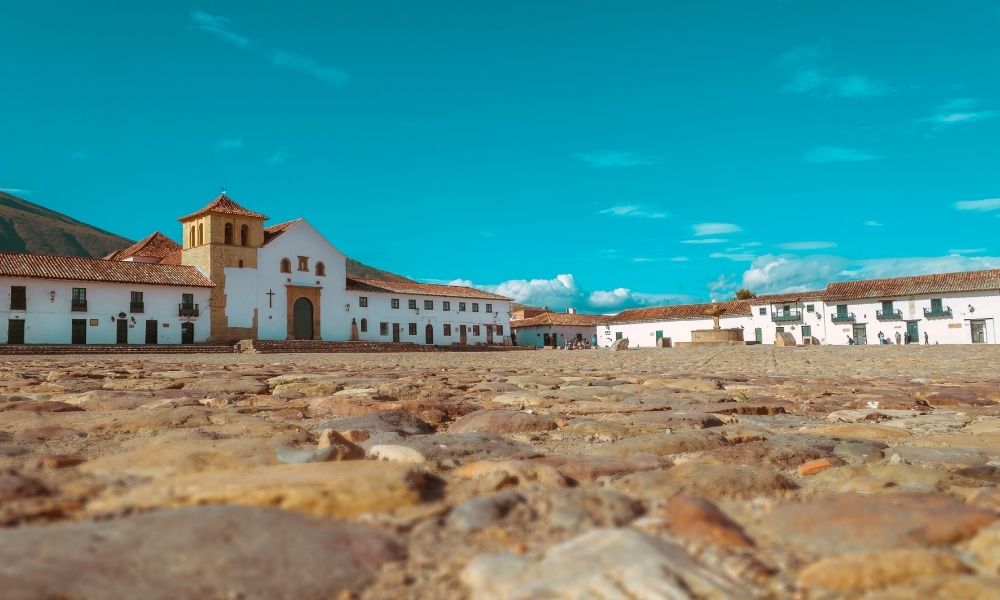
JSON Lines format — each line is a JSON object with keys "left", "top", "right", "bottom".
{"left": 918, "top": 98, "right": 997, "bottom": 132}
{"left": 864, "top": 220, "right": 883, "bottom": 227}
{"left": 574, "top": 151, "right": 661, "bottom": 168}
{"left": 693, "top": 222, "right": 742, "bottom": 236}
{"left": 741, "top": 253, "right": 1000, "bottom": 294}
{"left": 776, "top": 241, "right": 838, "bottom": 250}
{"left": 803, "top": 146, "right": 883, "bottom": 163}
{"left": 710, "top": 252, "right": 756, "bottom": 261}
{"left": 955, "top": 197, "right": 1000, "bottom": 212}
{"left": 270, "top": 50, "right": 350, "bottom": 87}
{"left": 670, "top": 256, "right": 690, "bottom": 262}
{"left": 191, "top": 11, "right": 251, "bottom": 48}
{"left": 707, "top": 274, "right": 738, "bottom": 301}
{"left": 267, "top": 148, "right": 291, "bottom": 165}
{"left": 681, "top": 238, "right": 729, "bottom": 245}
{"left": 597, "top": 205, "right": 668, "bottom": 219}
{"left": 0, "top": 187, "right": 36, "bottom": 196}
{"left": 633, "top": 256, "right": 690, "bottom": 263}
{"left": 213, "top": 137, "right": 244, "bottom": 152}
{"left": 444, "top": 273, "right": 691, "bottom": 311}
{"left": 779, "top": 45, "right": 891, "bottom": 99}
{"left": 949, "top": 248, "right": 987, "bottom": 255}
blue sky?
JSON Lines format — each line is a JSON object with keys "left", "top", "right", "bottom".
{"left": 2, "top": 1, "right": 999, "bottom": 311}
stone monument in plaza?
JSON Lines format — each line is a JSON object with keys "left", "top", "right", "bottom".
{"left": 688, "top": 301, "right": 745, "bottom": 346}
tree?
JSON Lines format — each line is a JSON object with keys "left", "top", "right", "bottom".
{"left": 733, "top": 288, "right": 757, "bottom": 300}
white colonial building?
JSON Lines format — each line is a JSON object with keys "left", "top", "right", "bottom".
{"left": 746, "top": 291, "right": 827, "bottom": 345}
{"left": 596, "top": 301, "right": 753, "bottom": 348}
{"left": 510, "top": 310, "right": 603, "bottom": 348}
{"left": 0, "top": 193, "right": 511, "bottom": 346}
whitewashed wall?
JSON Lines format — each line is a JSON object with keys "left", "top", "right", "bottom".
{"left": 226, "top": 219, "right": 350, "bottom": 341}
{"left": 512, "top": 324, "right": 598, "bottom": 347}
{"left": 596, "top": 315, "right": 753, "bottom": 348}
{"left": 345, "top": 290, "right": 511, "bottom": 345}
{"left": 747, "top": 302, "right": 830, "bottom": 345}
{"left": 0, "top": 278, "right": 211, "bottom": 344}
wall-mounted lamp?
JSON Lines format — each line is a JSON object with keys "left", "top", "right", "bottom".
{"left": 968, "top": 305, "right": 975, "bottom": 313}
{"left": 344, "top": 304, "right": 350, "bottom": 312}
{"left": 131, "top": 317, "right": 136, "bottom": 324}
{"left": 49, "top": 291, "right": 55, "bottom": 302}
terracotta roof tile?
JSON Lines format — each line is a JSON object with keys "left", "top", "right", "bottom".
{"left": 823, "top": 268, "right": 1000, "bottom": 301}
{"left": 347, "top": 278, "right": 511, "bottom": 301}
{"left": 104, "top": 232, "right": 181, "bottom": 262}
{"left": 749, "top": 290, "right": 827, "bottom": 305}
{"left": 178, "top": 194, "right": 268, "bottom": 222}
{"left": 604, "top": 300, "right": 751, "bottom": 324}
{"left": 0, "top": 252, "right": 214, "bottom": 288}
{"left": 511, "top": 312, "right": 605, "bottom": 328}
{"left": 263, "top": 219, "right": 301, "bottom": 244}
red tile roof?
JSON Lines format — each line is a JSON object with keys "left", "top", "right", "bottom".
{"left": 0, "top": 252, "right": 215, "bottom": 288}
{"left": 263, "top": 219, "right": 301, "bottom": 245}
{"left": 604, "top": 300, "right": 752, "bottom": 324}
{"left": 178, "top": 194, "right": 268, "bottom": 222}
{"left": 104, "top": 232, "right": 181, "bottom": 262}
{"left": 823, "top": 268, "right": 1000, "bottom": 301}
{"left": 347, "top": 278, "right": 512, "bottom": 301}
{"left": 511, "top": 312, "right": 605, "bottom": 328}
{"left": 749, "top": 290, "right": 827, "bottom": 305}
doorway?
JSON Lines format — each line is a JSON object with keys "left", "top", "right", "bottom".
{"left": 801, "top": 325, "right": 812, "bottom": 339}
{"left": 392, "top": 323, "right": 400, "bottom": 343}
{"left": 906, "top": 321, "right": 919, "bottom": 344}
{"left": 71, "top": 319, "right": 87, "bottom": 344}
{"left": 852, "top": 324, "right": 868, "bottom": 345}
{"left": 486, "top": 326, "right": 493, "bottom": 344}
{"left": 181, "top": 322, "right": 194, "bottom": 344}
{"left": 971, "top": 320, "right": 988, "bottom": 343}
{"left": 145, "top": 320, "right": 158, "bottom": 344}
{"left": 542, "top": 333, "right": 551, "bottom": 347}
{"left": 459, "top": 325, "right": 468, "bottom": 345}
{"left": 754, "top": 327, "right": 762, "bottom": 343}
{"left": 116, "top": 319, "right": 128, "bottom": 344}
{"left": 425, "top": 324, "right": 434, "bottom": 345}
{"left": 7, "top": 320, "right": 24, "bottom": 344}
{"left": 292, "top": 297, "right": 313, "bottom": 340}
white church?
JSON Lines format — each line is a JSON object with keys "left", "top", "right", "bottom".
{"left": 0, "top": 194, "right": 512, "bottom": 346}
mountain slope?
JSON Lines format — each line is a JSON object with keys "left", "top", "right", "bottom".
{"left": 0, "top": 191, "right": 413, "bottom": 281}
{"left": 0, "top": 192, "right": 133, "bottom": 258}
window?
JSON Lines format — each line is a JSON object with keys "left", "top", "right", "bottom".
{"left": 380, "top": 322, "right": 388, "bottom": 335}
{"left": 443, "top": 301, "right": 451, "bottom": 311}
{"left": 615, "top": 332, "right": 623, "bottom": 340}
{"left": 459, "top": 302, "right": 466, "bottom": 312}
{"left": 473, "top": 325, "right": 481, "bottom": 336}
{"left": 443, "top": 324, "right": 452, "bottom": 336}
{"left": 782, "top": 304, "right": 791, "bottom": 315}
{"left": 806, "top": 304, "right": 815, "bottom": 312}
{"left": 759, "top": 307, "right": 766, "bottom": 315}
{"left": 181, "top": 293, "right": 194, "bottom": 309}
{"left": 931, "top": 298, "right": 943, "bottom": 311}
{"left": 486, "top": 303, "right": 492, "bottom": 313}
{"left": 130, "top": 291, "right": 144, "bottom": 313}
{"left": 881, "top": 300, "right": 894, "bottom": 313}
{"left": 359, "top": 296, "right": 368, "bottom": 307}
{"left": 72, "top": 287, "right": 87, "bottom": 311}
{"left": 9, "top": 286, "right": 26, "bottom": 310}
{"left": 360, "top": 318, "right": 367, "bottom": 333}
{"left": 297, "top": 256, "right": 309, "bottom": 272}
{"left": 197, "top": 223, "right": 204, "bottom": 245}
{"left": 224, "top": 223, "right": 234, "bottom": 245}
{"left": 240, "top": 224, "right": 249, "bottom": 247}
{"left": 315, "top": 262, "right": 326, "bottom": 277}
{"left": 836, "top": 304, "right": 848, "bottom": 318}
{"left": 496, "top": 325, "right": 503, "bottom": 335}
{"left": 280, "top": 258, "right": 292, "bottom": 273}
{"left": 408, "top": 323, "right": 417, "bottom": 335}
{"left": 238, "top": 260, "right": 243, "bottom": 268}
{"left": 472, "top": 303, "right": 480, "bottom": 312}
{"left": 424, "top": 300, "right": 433, "bottom": 310}
{"left": 802, "top": 325, "right": 812, "bottom": 338}
{"left": 391, "top": 298, "right": 400, "bottom": 309}
{"left": 189, "top": 226, "right": 196, "bottom": 247}
{"left": 408, "top": 299, "right": 417, "bottom": 310}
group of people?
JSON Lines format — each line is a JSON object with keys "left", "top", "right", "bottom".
{"left": 858, "top": 330, "right": 931, "bottom": 345}
{"left": 563, "top": 337, "right": 593, "bottom": 350}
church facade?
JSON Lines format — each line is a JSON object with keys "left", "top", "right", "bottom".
{"left": 0, "top": 194, "right": 512, "bottom": 346}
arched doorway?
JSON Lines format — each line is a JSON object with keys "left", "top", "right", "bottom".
{"left": 292, "top": 297, "right": 313, "bottom": 340}
{"left": 425, "top": 323, "right": 434, "bottom": 345}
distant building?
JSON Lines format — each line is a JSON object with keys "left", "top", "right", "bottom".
{"left": 1, "top": 193, "right": 511, "bottom": 346}
{"left": 596, "top": 300, "right": 751, "bottom": 348}
{"left": 511, "top": 310, "right": 603, "bottom": 347}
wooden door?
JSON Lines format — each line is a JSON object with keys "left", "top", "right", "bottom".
{"left": 145, "top": 320, "right": 158, "bottom": 344}
{"left": 116, "top": 319, "right": 128, "bottom": 344}
{"left": 425, "top": 324, "right": 434, "bottom": 345}
{"left": 7, "top": 320, "right": 24, "bottom": 344}
{"left": 486, "top": 325, "right": 493, "bottom": 344}
{"left": 392, "top": 323, "right": 400, "bottom": 343}
{"left": 459, "top": 325, "right": 467, "bottom": 345}
{"left": 292, "top": 298, "right": 314, "bottom": 340}
{"left": 181, "top": 322, "right": 194, "bottom": 344}
{"left": 906, "top": 321, "right": 919, "bottom": 344}
{"left": 71, "top": 319, "right": 86, "bottom": 344}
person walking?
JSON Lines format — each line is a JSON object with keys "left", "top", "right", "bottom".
{"left": 895, "top": 331, "right": 902, "bottom": 345}
{"left": 878, "top": 331, "right": 885, "bottom": 344}
{"left": 924, "top": 332, "right": 929, "bottom": 345}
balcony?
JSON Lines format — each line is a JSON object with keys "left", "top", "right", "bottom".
{"left": 130, "top": 302, "right": 145, "bottom": 314}
{"left": 831, "top": 312, "right": 855, "bottom": 323}
{"left": 9, "top": 301, "right": 26, "bottom": 311}
{"left": 771, "top": 309, "right": 803, "bottom": 322}
{"left": 71, "top": 300, "right": 88, "bottom": 312}
{"left": 179, "top": 303, "right": 200, "bottom": 317}
{"left": 924, "top": 306, "right": 953, "bottom": 319}
{"left": 876, "top": 309, "right": 903, "bottom": 321}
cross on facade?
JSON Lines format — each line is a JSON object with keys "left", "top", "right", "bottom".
{"left": 266, "top": 289, "right": 276, "bottom": 308}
